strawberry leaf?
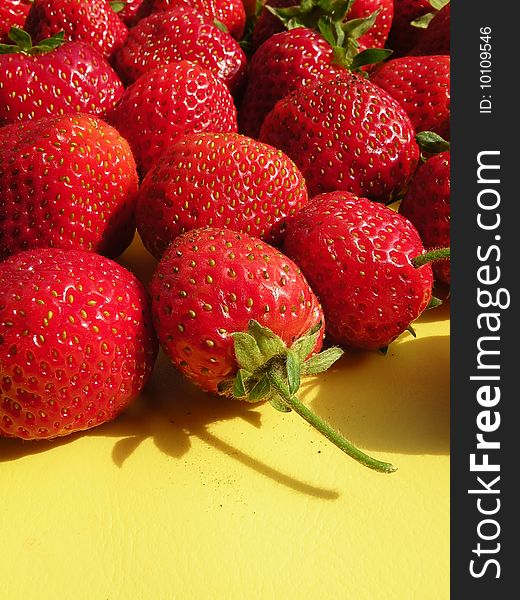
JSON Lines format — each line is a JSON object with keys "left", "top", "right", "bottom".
{"left": 286, "top": 350, "right": 301, "bottom": 396}
{"left": 109, "top": 1, "right": 127, "bottom": 13}
{"left": 426, "top": 296, "right": 443, "bottom": 310}
{"left": 350, "top": 47, "right": 392, "bottom": 70}
{"left": 269, "top": 394, "right": 291, "bottom": 413}
{"left": 301, "top": 347, "right": 343, "bottom": 375}
{"left": 233, "top": 368, "right": 252, "bottom": 399}
{"left": 8, "top": 26, "right": 32, "bottom": 52}
{"left": 232, "top": 332, "right": 264, "bottom": 371}
{"left": 416, "top": 131, "right": 451, "bottom": 154}
{"left": 247, "top": 320, "right": 286, "bottom": 360}
{"left": 1, "top": 28, "right": 65, "bottom": 55}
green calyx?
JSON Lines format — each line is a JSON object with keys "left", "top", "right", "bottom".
{"left": 218, "top": 320, "right": 397, "bottom": 473}
{"left": 0, "top": 27, "right": 65, "bottom": 56}
{"left": 416, "top": 131, "right": 451, "bottom": 155}
{"left": 109, "top": 1, "right": 127, "bottom": 13}
{"left": 267, "top": 0, "right": 392, "bottom": 71}
{"left": 411, "top": 0, "right": 450, "bottom": 28}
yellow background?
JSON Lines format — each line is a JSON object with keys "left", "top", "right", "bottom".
{"left": 0, "top": 236, "right": 450, "bottom": 600}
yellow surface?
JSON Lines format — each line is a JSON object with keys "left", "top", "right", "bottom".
{"left": 0, "top": 235, "right": 450, "bottom": 600}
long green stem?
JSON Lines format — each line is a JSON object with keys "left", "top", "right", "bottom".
{"left": 413, "top": 247, "right": 450, "bottom": 268}
{"left": 267, "top": 370, "right": 397, "bottom": 474}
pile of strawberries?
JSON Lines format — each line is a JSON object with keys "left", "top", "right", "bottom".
{"left": 0, "top": 0, "right": 450, "bottom": 472}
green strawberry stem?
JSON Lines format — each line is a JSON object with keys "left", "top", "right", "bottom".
{"left": 267, "top": 367, "right": 397, "bottom": 473}
{"left": 218, "top": 320, "right": 397, "bottom": 473}
{"left": 413, "top": 247, "right": 450, "bottom": 268}
{"left": 268, "top": 0, "right": 392, "bottom": 71}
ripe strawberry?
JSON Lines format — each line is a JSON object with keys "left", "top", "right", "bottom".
{"left": 399, "top": 150, "right": 450, "bottom": 285}
{"left": 24, "top": 0, "right": 128, "bottom": 60}
{"left": 260, "top": 70, "right": 419, "bottom": 201}
{"left": 135, "top": 131, "right": 308, "bottom": 258}
{"left": 151, "top": 227, "right": 323, "bottom": 392}
{"left": 0, "top": 30, "right": 124, "bottom": 126}
{"left": 108, "top": 61, "right": 238, "bottom": 177}
{"left": 250, "top": 0, "right": 393, "bottom": 52}
{"left": 112, "top": 6, "right": 246, "bottom": 93}
{"left": 386, "top": 0, "right": 436, "bottom": 56}
{"left": 0, "top": 1, "right": 31, "bottom": 43}
{"left": 282, "top": 191, "right": 435, "bottom": 350}
{"left": 410, "top": 2, "right": 450, "bottom": 56}
{"left": 370, "top": 54, "right": 450, "bottom": 140}
{"left": 0, "top": 247, "right": 158, "bottom": 440}
{"left": 137, "top": 0, "right": 246, "bottom": 39}
{"left": 0, "top": 113, "right": 138, "bottom": 261}
{"left": 150, "top": 226, "right": 396, "bottom": 472}
{"left": 238, "top": 29, "right": 338, "bottom": 138}
{"left": 115, "top": 0, "right": 146, "bottom": 27}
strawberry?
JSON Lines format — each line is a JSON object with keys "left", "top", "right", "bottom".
{"left": 135, "top": 131, "right": 308, "bottom": 258}
{"left": 24, "top": 0, "right": 128, "bottom": 60}
{"left": 112, "top": 6, "right": 246, "bottom": 93}
{"left": 409, "top": 2, "right": 450, "bottom": 56}
{"left": 0, "top": 113, "right": 138, "bottom": 261}
{"left": 399, "top": 149, "right": 450, "bottom": 285}
{"left": 137, "top": 0, "right": 247, "bottom": 40}
{"left": 250, "top": 0, "right": 393, "bottom": 53}
{"left": 0, "top": 247, "right": 158, "bottom": 440}
{"left": 108, "top": 61, "right": 238, "bottom": 177}
{"left": 282, "top": 191, "right": 436, "bottom": 350}
{"left": 259, "top": 70, "right": 419, "bottom": 201}
{"left": 150, "top": 226, "right": 395, "bottom": 472}
{"left": 386, "top": 0, "right": 438, "bottom": 56}
{"left": 114, "top": 0, "right": 147, "bottom": 27}
{"left": 0, "top": 29, "right": 124, "bottom": 126}
{"left": 0, "top": 1, "right": 31, "bottom": 43}
{"left": 370, "top": 54, "right": 450, "bottom": 140}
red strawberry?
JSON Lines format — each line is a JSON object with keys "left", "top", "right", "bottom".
{"left": 137, "top": 0, "right": 246, "bottom": 39}
{"left": 399, "top": 150, "right": 450, "bottom": 284}
{"left": 386, "top": 0, "right": 435, "bottom": 56}
{"left": 112, "top": 6, "right": 246, "bottom": 93}
{"left": 24, "top": 0, "right": 128, "bottom": 60}
{"left": 370, "top": 54, "right": 450, "bottom": 140}
{"left": 135, "top": 131, "right": 309, "bottom": 258}
{"left": 108, "top": 61, "right": 238, "bottom": 176}
{"left": 151, "top": 227, "right": 324, "bottom": 393}
{"left": 238, "top": 29, "right": 338, "bottom": 138}
{"left": 0, "top": 1, "right": 31, "bottom": 43}
{"left": 250, "top": 0, "right": 393, "bottom": 52}
{"left": 0, "top": 30, "right": 124, "bottom": 126}
{"left": 115, "top": 0, "right": 147, "bottom": 27}
{"left": 0, "top": 113, "right": 138, "bottom": 261}
{"left": 0, "top": 247, "right": 158, "bottom": 440}
{"left": 260, "top": 70, "right": 419, "bottom": 201}
{"left": 150, "top": 226, "right": 395, "bottom": 472}
{"left": 410, "top": 2, "right": 450, "bottom": 56}
{"left": 282, "top": 191, "right": 435, "bottom": 350}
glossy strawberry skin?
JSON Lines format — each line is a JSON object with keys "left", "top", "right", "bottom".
{"left": 0, "top": 41, "right": 124, "bottom": 126}
{"left": 0, "top": 113, "right": 138, "bottom": 261}
{"left": 410, "top": 3, "right": 450, "bottom": 56}
{"left": 135, "top": 132, "right": 308, "bottom": 259}
{"left": 0, "top": 248, "right": 158, "bottom": 440}
{"left": 150, "top": 227, "right": 324, "bottom": 392}
{"left": 399, "top": 151, "right": 450, "bottom": 284}
{"left": 283, "top": 192, "right": 434, "bottom": 350}
{"left": 0, "top": 0, "right": 31, "bottom": 43}
{"left": 117, "top": 0, "right": 146, "bottom": 26}
{"left": 108, "top": 61, "right": 238, "bottom": 176}
{"left": 138, "top": 0, "right": 246, "bottom": 39}
{"left": 260, "top": 70, "right": 419, "bottom": 201}
{"left": 112, "top": 6, "right": 246, "bottom": 93}
{"left": 239, "top": 28, "right": 339, "bottom": 139}
{"left": 25, "top": 0, "right": 128, "bottom": 59}
{"left": 370, "top": 55, "right": 450, "bottom": 140}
